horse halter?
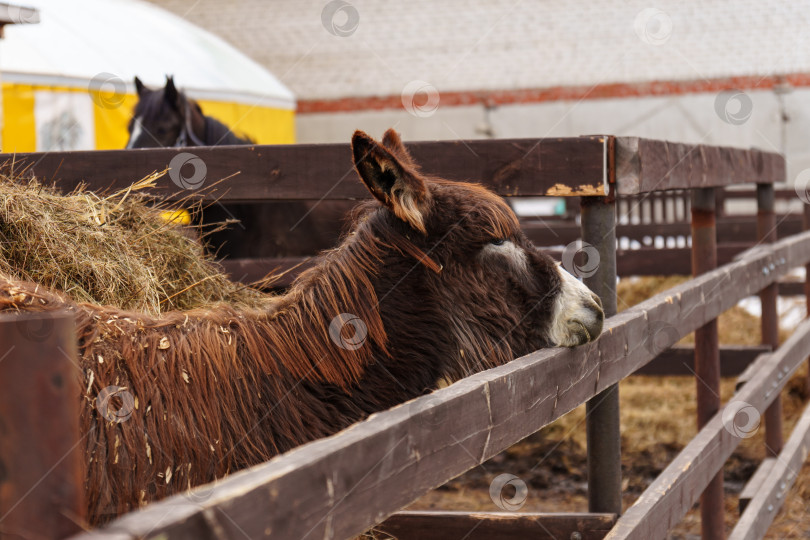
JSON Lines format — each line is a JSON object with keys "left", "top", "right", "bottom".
{"left": 174, "top": 100, "right": 206, "bottom": 147}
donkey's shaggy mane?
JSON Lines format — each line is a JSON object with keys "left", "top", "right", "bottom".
{"left": 0, "top": 128, "right": 602, "bottom": 526}
{"left": 0, "top": 213, "right": 411, "bottom": 521}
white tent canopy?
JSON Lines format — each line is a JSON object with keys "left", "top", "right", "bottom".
{"left": 0, "top": 0, "right": 295, "bottom": 109}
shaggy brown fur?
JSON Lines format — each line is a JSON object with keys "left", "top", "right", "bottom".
{"left": 1, "top": 129, "right": 572, "bottom": 524}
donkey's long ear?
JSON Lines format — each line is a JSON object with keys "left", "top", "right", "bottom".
{"left": 381, "top": 128, "right": 417, "bottom": 168}
{"left": 352, "top": 130, "right": 431, "bottom": 233}
{"left": 134, "top": 76, "right": 147, "bottom": 96}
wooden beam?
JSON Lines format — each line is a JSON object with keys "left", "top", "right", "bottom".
{"left": 606, "top": 317, "right": 810, "bottom": 540}
{"left": 523, "top": 214, "right": 803, "bottom": 248}
{"left": 9, "top": 137, "right": 784, "bottom": 201}
{"left": 4, "top": 136, "right": 609, "bottom": 201}
{"left": 615, "top": 137, "right": 785, "bottom": 194}
{"left": 738, "top": 457, "right": 775, "bottom": 514}
{"left": 69, "top": 231, "right": 810, "bottom": 540}
{"left": 375, "top": 511, "right": 617, "bottom": 540}
{"left": 220, "top": 256, "right": 315, "bottom": 285}
{"left": 633, "top": 345, "right": 771, "bottom": 377}
{"left": 218, "top": 244, "right": 757, "bottom": 289}
{"left": 0, "top": 312, "right": 84, "bottom": 539}
{"left": 729, "top": 399, "right": 810, "bottom": 539}
{"left": 778, "top": 280, "right": 806, "bottom": 296}
{"left": 718, "top": 188, "right": 798, "bottom": 200}
{"left": 735, "top": 352, "right": 773, "bottom": 392}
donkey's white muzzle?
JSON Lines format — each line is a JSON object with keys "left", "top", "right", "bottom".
{"left": 548, "top": 264, "right": 604, "bottom": 347}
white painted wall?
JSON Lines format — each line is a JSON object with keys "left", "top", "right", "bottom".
{"left": 297, "top": 88, "right": 804, "bottom": 181}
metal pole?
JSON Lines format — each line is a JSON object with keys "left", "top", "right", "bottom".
{"left": 581, "top": 195, "right": 622, "bottom": 515}
{"left": 691, "top": 188, "right": 724, "bottom": 540}
{"left": 0, "top": 311, "right": 84, "bottom": 538}
{"left": 804, "top": 203, "right": 810, "bottom": 398}
{"left": 757, "top": 184, "right": 783, "bottom": 457}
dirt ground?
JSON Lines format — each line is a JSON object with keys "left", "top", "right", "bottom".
{"left": 404, "top": 277, "right": 810, "bottom": 538}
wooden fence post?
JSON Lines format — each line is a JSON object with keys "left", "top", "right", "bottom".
{"left": 691, "top": 187, "right": 724, "bottom": 540}
{"left": 0, "top": 311, "right": 84, "bottom": 538}
{"left": 581, "top": 195, "right": 622, "bottom": 515}
{"left": 757, "top": 183, "right": 783, "bottom": 457}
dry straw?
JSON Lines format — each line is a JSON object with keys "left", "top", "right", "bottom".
{"left": 0, "top": 170, "right": 270, "bottom": 314}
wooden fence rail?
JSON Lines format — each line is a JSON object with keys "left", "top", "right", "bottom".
{"left": 730, "top": 398, "right": 810, "bottom": 539}
{"left": 69, "top": 231, "right": 810, "bottom": 540}
{"left": 4, "top": 136, "right": 784, "bottom": 201}
{"left": 0, "top": 137, "right": 802, "bottom": 540}
{"left": 220, "top": 244, "right": 791, "bottom": 288}
{"left": 606, "top": 317, "right": 810, "bottom": 539}
{"left": 376, "top": 511, "right": 617, "bottom": 540}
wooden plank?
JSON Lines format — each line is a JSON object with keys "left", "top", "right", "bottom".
{"left": 220, "top": 245, "right": 755, "bottom": 289}
{"left": 214, "top": 214, "right": 805, "bottom": 284}
{"left": 69, "top": 231, "right": 810, "bottom": 540}
{"left": 617, "top": 244, "right": 748, "bottom": 276}
{"left": 735, "top": 353, "right": 773, "bottom": 392}
{"left": 778, "top": 280, "right": 806, "bottom": 296}
{"left": 615, "top": 138, "right": 785, "bottom": 195}
{"left": 240, "top": 214, "right": 800, "bottom": 260}
{"left": 221, "top": 256, "right": 315, "bottom": 285}
{"left": 719, "top": 188, "right": 797, "bottom": 200}
{"left": 0, "top": 311, "right": 84, "bottom": 539}
{"left": 738, "top": 458, "right": 776, "bottom": 514}
{"left": 605, "top": 317, "right": 810, "bottom": 540}
{"left": 633, "top": 345, "right": 771, "bottom": 377}
{"left": 375, "top": 511, "right": 616, "bottom": 540}
{"left": 3, "top": 136, "right": 609, "bottom": 201}
{"left": 729, "top": 399, "right": 810, "bottom": 539}
{"left": 213, "top": 211, "right": 801, "bottom": 263}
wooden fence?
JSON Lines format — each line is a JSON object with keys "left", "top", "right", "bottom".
{"left": 0, "top": 136, "right": 808, "bottom": 539}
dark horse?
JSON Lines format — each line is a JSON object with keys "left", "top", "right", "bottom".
{"left": 126, "top": 76, "right": 346, "bottom": 260}
{"left": 126, "top": 76, "right": 250, "bottom": 148}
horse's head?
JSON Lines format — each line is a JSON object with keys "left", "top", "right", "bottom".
{"left": 345, "top": 130, "right": 604, "bottom": 382}
{"left": 126, "top": 76, "right": 203, "bottom": 148}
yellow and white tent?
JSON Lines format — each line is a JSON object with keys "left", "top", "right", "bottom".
{"left": 0, "top": 0, "right": 295, "bottom": 152}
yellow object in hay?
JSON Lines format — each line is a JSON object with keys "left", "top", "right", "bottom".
{"left": 160, "top": 209, "right": 191, "bottom": 225}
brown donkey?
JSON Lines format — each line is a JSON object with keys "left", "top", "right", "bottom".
{"left": 0, "top": 129, "right": 603, "bottom": 523}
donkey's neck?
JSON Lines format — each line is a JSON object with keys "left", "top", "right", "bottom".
{"left": 264, "top": 231, "right": 393, "bottom": 391}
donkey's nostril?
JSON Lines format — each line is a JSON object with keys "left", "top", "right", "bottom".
{"left": 588, "top": 306, "right": 604, "bottom": 338}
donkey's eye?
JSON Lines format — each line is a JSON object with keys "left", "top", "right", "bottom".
{"left": 490, "top": 238, "right": 506, "bottom": 246}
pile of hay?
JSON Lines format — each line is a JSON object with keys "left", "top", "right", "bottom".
{"left": 0, "top": 171, "right": 270, "bottom": 314}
